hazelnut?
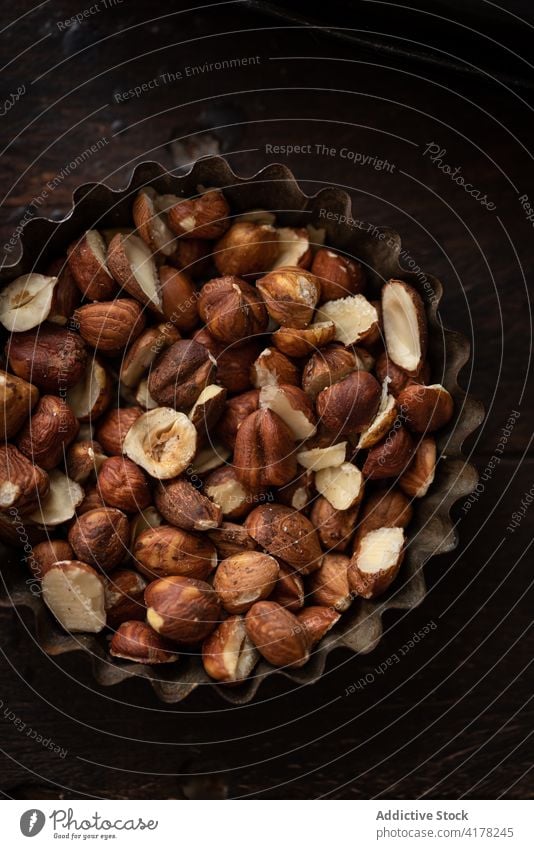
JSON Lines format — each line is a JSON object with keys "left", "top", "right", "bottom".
{"left": 348, "top": 526, "right": 405, "bottom": 599}
{"left": 123, "top": 407, "right": 197, "bottom": 479}
{"left": 188, "top": 384, "right": 227, "bottom": 441}
{"left": 45, "top": 257, "right": 82, "bottom": 326}
{"left": 397, "top": 384, "right": 454, "bottom": 433}
{"left": 312, "top": 248, "right": 366, "bottom": 301}
{"left": 107, "top": 233, "right": 162, "bottom": 312}
{"left": 7, "top": 323, "right": 87, "bottom": 392}
{"left": 214, "top": 222, "right": 279, "bottom": 276}
{"left": 67, "top": 230, "right": 117, "bottom": 300}
{"left": 256, "top": 267, "right": 321, "bottom": 328}
{"left": 301, "top": 344, "right": 360, "bottom": 399}
{"left": 66, "top": 358, "right": 112, "bottom": 422}
{"left": 310, "top": 496, "right": 360, "bottom": 553}
{"left": 245, "top": 503, "right": 323, "bottom": 574}
{"left": 271, "top": 565, "right": 305, "bottom": 611}
{"left": 207, "top": 521, "right": 258, "bottom": 559}
{"left": 202, "top": 615, "right": 259, "bottom": 682}
{"left": 29, "top": 539, "right": 74, "bottom": 580}
{"left": 297, "top": 606, "right": 340, "bottom": 646}
{"left": 216, "top": 389, "right": 259, "bottom": 449}
{"left": 120, "top": 323, "right": 180, "bottom": 389}
{"left": 399, "top": 436, "right": 436, "bottom": 498}
{"left": 233, "top": 408, "right": 297, "bottom": 492}
{"left": 77, "top": 484, "right": 106, "bottom": 515}
{"left": 318, "top": 294, "right": 379, "bottom": 347}
{"left": 259, "top": 384, "right": 317, "bottom": 441}
{"left": 97, "top": 456, "right": 151, "bottom": 512}
{"left": 96, "top": 406, "right": 143, "bottom": 455}
{"left": 308, "top": 553, "right": 352, "bottom": 611}
{"left": 362, "top": 425, "right": 415, "bottom": 480}
{"left": 75, "top": 298, "right": 146, "bottom": 354}
{"left": 194, "top": 328, "right": 261, "bottom": 394}
{"left": 66, "top": 440, "right": 107, "bottom": 484}
{"left": 271, "top": 227, "right": 311, "bottom": 269}
{"left": 297, "top": 441, "right": 347, "bottom": 471}
{"left": 272, "top": 320, "right": 336, "bottom": 357}
{"left": 0, "top": 444, "right": 49, "bottom": 514}
{"left": 375, "top": 351, "right": 428, "bottom": 396}
{"left": 357, "top": 389, "right": 397, "bottom": 449}
{"left": 110, "top": 620, "right": 178, "bottom": 664}
{"left": 41, "top": 560, "right": 106, "bottom": 633}
{"left": 276, "top": 466, "right": 314, "bottom": 512}
{"left": 214, "top": 550, "right": 280, "bottom": 614}
{"left": 105, "top": 569, "right": 148, "bottom": 628}
{"left": 198, "top": 276, "right": 268, "bottom": 344}
{"left": 134, "top": 525, "right": 216, "bottom": 581}
{"left": 160, "top": 266, "right": 198, "bottom": 330}
{"left": 148, "top": 339, "right": 216, "bottom": 410}
{"left": 382, "top": 279, "right": 427, "bottom": 374}
{"left": 68, "top": 506, "right": 130, "bottom": 571}
{"left": 132, "top": 188, "right": 178, "bottom": 258}
{"left": 167, "top": 189, "right": 230, "bottom": 240}
{"left": 0, "top": 369, "right": 39, "bottom": 439}
{"left": 316, "top": 371, "right": 381, "bottom": 435}
{"left": 145, "top": 575, "right": 220, "bottom": 644}
{"left": 245, "top": 601, "right": 309, "bottom": 667}
{"left": 251, "top": 347, "right": 300, "bottom": 389}
{"left": 356, "top": 487, "right": 413, "bottom": 540}
{"left": 155, "top": 477, "right": 222, "bottom": 531}
{"left": 0, "top": 273, "right": 60, "bottom": 332}
{"left": 315, "top": 462, "right": 364, "bottom": 511}
{"left": 204, "top": 465, "right": 254, "bottom": 521}
{"left": 16, "top": 395, "right": 79, "bottom": 469}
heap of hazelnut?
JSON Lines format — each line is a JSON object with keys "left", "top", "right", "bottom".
{"left": 0, "top": 186, "right": 453, "bottom": 682}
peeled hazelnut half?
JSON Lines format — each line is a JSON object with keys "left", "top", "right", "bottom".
{"left": 28, "top": 469, "right": 84, "bottom": 527}
{"left": 134, "top": 525, "right": 216, "bottom": 581}
{"left": 204, "top": 466, "right": 253, "bottom": 521}
{"left": 202, "top": 615, "right": 259, "bottom": 683}
{"left": 357, "top": 382, "right": 398, "bottom": 449}
{"left": 399, "top": 436, "right": 436, "bottom": 498}
{"left": 123, "top": 407, "right": 197, "bottom": 479}
{"left": 259, "top": 383, "right": 317, "bottom": 441}
{"left": 0, "top": 273, "right": 58, "bottom": 332}
{"left": 348, "top": 526, "right": 405, "bottom": 599}
{"left": 256, "top": 267, "right": 321, "bottom": 328}
{"left": 42, "top": 560, "right": 106, "bottom": 633}
{"left": 397, "top": 383, "right": 454, "bottom": 433}
{"left": 382, "top": 279, "right": 427, "bottom": 374}
{"left": 312, "top": 248, "right": 366, "bottom": 301}
{"left": 308, "top": 553, "right": 352, "bottom": 611}
{"left": 251, "top": 348, "right": 299, "bottom": 389}
{"left": 214, "top": 550, "right": 280, "bottom": 614}
{"left": 145, "top": 575, "right": 220, "bottom": 644}
{"left": 318, "top": 294, "right": 379, "bottom": 346}
{"left": 245, "top": 601, "right": 310, "bottom": 667}
{"left": 110, "top": 620, "right": 179, "bottom": 664}
{"left": 155, "top": 477, "right": 222, "bottom": 531}
{"left": 297, "top": 441, "right": 347, "bottom": 471}
{"left": 214, "top": 222, "right": 279, "bottom": 277}
{"left": 132, "top": 187, "right": 178, "bottom": 257}
{"left": 315, "top": 462, "right": 364, "bottom": 511}
{"left": 272, "top": 321, "right": 336, "bottom": 357}
{"left": 107, "top": 233, "right": 162, "bottom": 312}
{"left": 271, "top": 227, "right": 311, "bottom": 269}
{"left": 67, "top": 230, "right": 117, "bottom": 300}
{"left": 66, "top": 357, "right": 112, "bottom": 422}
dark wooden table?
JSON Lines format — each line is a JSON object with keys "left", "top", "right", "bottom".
{"left": 1, "top": 0, "right": 533, "bottom": 800}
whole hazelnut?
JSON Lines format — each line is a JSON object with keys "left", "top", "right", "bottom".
{"left": 68, "top": 506, "right": 130, "bottom": 571}
{"left": 145, "top": 575, "right": 220, "bottom": 644}
{"left": 97, "top": 456, "right": 151, "bottom": 512}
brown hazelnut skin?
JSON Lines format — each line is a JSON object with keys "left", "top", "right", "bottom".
{"left": 110, "top": 620, "right": 178, "bottom": 664}
{"left": 159, "top": 266, "right": 199, "bottom": 331}
{"left": 134, "top": 525, "right": 217, "bottom": 581}
{"left": 310, "top": 496, "right": 360, "bottom": 553}
{"left": 198, "top": 276, "right": 268, "bottom": 344}
{"left": 213, "top": 550, "right": 280, "bottom": 614}
{"left": 148, "top": 339, "right": 215, "bottom": 410}
{"left": 312, "top": 248, "right": 366, "bottom": 301}
{"left": 68, "top": 506, "right": 130, "bottom": 571}
{"left": 77, "top": 484, "right": 106, "bottom": 515}
{"left": 97, "top": 456, "right": 151, "bottom": 512}
{"left": 356, "top": 488, "right": 413, "bottom": 542}
{"left": 297, "top": 606, "right": 340, "bottom": 646}
{"left": 145, "top": 575, "right": 220, "bottom": 644}
{"left": 0, "top": 444, "right": 50, "bottom": 514}
{"left": 6, "top": 324, "right": 87, "bottom": 392}
{"left": 16, "top": 395, "right": 79, "bottom": 469}
{"left": 96, "top": 407, "right": 143, "bottom": 456}
{"left": 375, "top": 352, "right": 430, "bottom": 396}
{"left": 245, "top": 601, "right": 310, "bottom": 667}
{"left": 362, "top": 426, "right": 415, "bottom": 480}
{"left": 74, "top": 299, "right": 146, "bottom": 354}
{"left": 29, "top": 539, "right": 74, "bottom": 580}
{"left": 167, "top": 189, "right": 230, "bottom": 240}
{"left": 316, "top": 371, "right": 382, "bottom": 435}
{"left": 105, "top": 569, "right": 148, "bottom": 628}
{"left": 396, "top": 384, "right": 454, "bottom": 433}
{"left": 216, "top": 389, "right": 259, "bottom": 449}
{"left": 270, "top": 566, "right": 305, "bottom": 611}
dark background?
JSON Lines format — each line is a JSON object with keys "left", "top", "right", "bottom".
{"left": 0, "top": 0, "right": 533, "bottom": 799}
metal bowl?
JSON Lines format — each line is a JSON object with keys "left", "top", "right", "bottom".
{"left": 0, "top": 157, "right": 484, "bottom": 703}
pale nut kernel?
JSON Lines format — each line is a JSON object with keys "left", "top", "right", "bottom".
{"left": 308, "top": 553, "right": 352, "bottom": 611}
{"left": 256, "top": 267, "right": 321, "bottom": 328}
{"left": 297, "top": 441, "right": 347, "bottom": 471}
{"left": 312, "top": 248, "right": 366, "bottom": 301}
{"left": 357, "top": 389, "right": 397, "bottom": 449}
{"left": 155, "top": 477, "right": 222, "bottom": 531}
{"left": 245, "top": 601, "right": 310, "bottom": 667}
{"left": 120, "top": 323, "right": 180, "bottom": 389}
{"left": 214, "top": 222, "right": 279, "bottom": 277}
{"left": 75, "top": 298, "right": 146, "bottom": 354}
{"left": 132, "top": 187, "right": 178, "bottom": 257}
{"left": 316, "top": 371, "right": 381, "bottom": 435}
{"left": 28, "top": 469, "right": 83, "bottom": 527}
{"left": 318, "top": 294, "right": 379, "bottom": 346}
{"left": 382, "top": 279, "right": 428, "bottom": 374}
{"left": 110, "top": 620, "right": 179, "bottom": 664}
{"left": 105, "top": 569, "right": 148, "bottom": 628}
{"left": 202, "top": 615, "right": 259, "bottom": 682}
{"left": 134, "top": 525, "right": 217, "bottom": 581}
{"left": 188, "top": 384, "right": 227, "bottom": 442}
{"left": 213, "top": 550, "right": 280, "bottom": 614}
{"left": 7, "top": 324, "right": 87, "bottom": 393}
{"left": 67, "top": 230, "right": 117, "bottom": 300}
{"left": 315, "top": 462, "right": 364, "bottom": 511}
{"left": 251, "top": 348, "right": 300, "bottom": 389}
{"left": 167, "top": 189, "right": 230, "bottom": 240}
{"left": 123, "top": 407, "right": 197, "bottom": 480}
{"left": 107, "top": 232, "right": 162, "bottom": 312}
{"left": 96, "top": 406, "right": 143, "bottom": 455}
{"left": 348, "top": 526, "right": 405, "bottom": 599}
{"left": 271, "top": 226, "right": 312, "bottom": 269}
{"left": 41, "top": 560, "right": 106, "bottom": 633}
{"left": 198, "top": 276, "right": 268, "bottom": 344}
{"left": 68, "top": 506, "right": 130, "bottom": 571}
{"left": 244, "top": 503, "right": 323, "bottom": 575}
{"left": 97, "top": 455, "right": 152, "bottom": 512}
{"left": 204, "top": 465, "right": 254, "bottom": 521}
{"left": 399, "top": 436, "right": 437, "bottom": 498}
{"left": 259, "top": 384, "right": 317, "bottom": 441}
{"left": 16, "top": 395, "right": 79, "bottom": 469}
{"left": 0, "top": 273, "right": 58, "bottom": 332}
{"left": 145, "top": 575, "right": 220, "bottom": 644}
{"left": 397, "top": 384, "right": 454, "bottom": 433}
